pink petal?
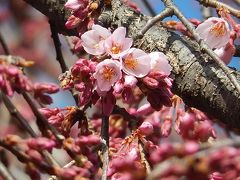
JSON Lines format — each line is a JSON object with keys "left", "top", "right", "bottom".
{"left": 121, "top": 48, "right": 151, "bottom": 78}
{"left": 149, "top": 52, "right": 172, "bottom": 76}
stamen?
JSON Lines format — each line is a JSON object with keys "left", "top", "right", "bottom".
{"left": 124, "top": 55, "right": 138, "bottom": 70}
{"left": 102, "top": 66, "right": 115, "bottom": 81}
{"left": 210, "top": 21, "right": 227, "bottom": 37}
{"left": 111, "top": 43, "right": 122, "bottom": 54}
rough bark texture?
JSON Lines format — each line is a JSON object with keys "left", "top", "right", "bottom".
{"left": 23, "top": 0, "right": 240, "bottom": 128}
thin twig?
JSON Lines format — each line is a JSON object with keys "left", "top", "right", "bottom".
{"left": 137, "top": 7, "right": 174, "bottom": 38}
{"left": 162, "top": 0, "right": 240, "bottom": 95}
{"left": 0, "top": 161, "right": 16, "bottom": 180}
{"left": 196, "top": 0, "right": 240, "bottom": 18}
{"left": 100, "top": 115, "right": 109, "bottom": 180}
{"left": 21, "top": 91, "right": 65, "bottom": 142}
{"left": 201, "top": 6, "right": 212, "bottom": 20}
{"left": 1, "top": 92, "right": 37, "bottom": 137}
{"left": 49, "top": 20, "right": 68, "bottom": 73}
{"left": 233, "top": 0, "right": 240, "bottom": 6}
{"left": 141, "top": 0, "right": 156, "bottom": 16}
{"left": 0, "top": 139, "right": 55, "bottom": 174}
{"left": 0, "top": 33, "right": 10, "bottom": 55}
{"left": 49, "top": 21, "right": 79, "bottom": 105}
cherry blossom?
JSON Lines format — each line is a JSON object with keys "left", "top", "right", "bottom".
{"left": 121, "top": 48, "right": 151, "bottom": 78}
{"left": 93, "top": 59, "right": 122, "bottom": 92}
{"left": 149, "top": 51, "right": 172, "bottom": 76}
{"left": 104, "top": 27, "right": 133, "bottom": 58}
{"left": 81, "top": 25, "right": 111, "bottom": 55}
{"left": 196, "top": 17, "right": 231, "bottom": 49}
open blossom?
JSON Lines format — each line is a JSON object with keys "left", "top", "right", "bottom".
{"left": 93, "top": 59, "right": 122, "bottom": 92}
{"left": 104, "top": 27, "right": 133, "bottom": 58}
{"left": 196, "top": 17, "right": 230, "bottom": 49}
{"left": 121, "top": 48, "right": 151, "bottom": 78}
{"left": 81, "top": 24, "right": 111, "bottom": 55}
{"left": 149, "top": 52, "right": 172, "bottom": 76}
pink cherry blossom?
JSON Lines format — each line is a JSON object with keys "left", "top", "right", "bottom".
{"left": 121, "top": 48, "right": 151, "bottom": 78}
{"left": 196, "top": 17, "right": 231, "bottom": 49}
{"left": 149, "top": 52, "right": 172, "bottom": 76}
{"left": 81, "top": 24, "right": 111, "bottom": 55}
{"left": 104, "top": 27, "right": 133, "bottom": 58}
{"left": 93, "top": 59, "right": 122, "bottom": 92}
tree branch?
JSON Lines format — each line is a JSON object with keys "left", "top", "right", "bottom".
{"left": 196, "top": 0, "right": 240, "bottom": 18}
{"left": 100, "top": 115, "right": 109, "bottom": 180}
{"left": 23, "top": 0, "right": 240, "bottom": 128}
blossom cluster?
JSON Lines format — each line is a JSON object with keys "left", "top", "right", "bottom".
{"left": 81, "top": 25, "right": 172, "bottom": 95}
{"left": 59, "top": 24, "right": 173, "bottom": 114}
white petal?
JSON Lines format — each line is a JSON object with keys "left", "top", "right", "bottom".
{"left": 122, "top": 48, "right": 151, "bottom": 78}
{"left": 149, "top": 52, "right": 172, "bottom": 75}
{"left": 92, "top": 24, "right": 111, "bottom": 39}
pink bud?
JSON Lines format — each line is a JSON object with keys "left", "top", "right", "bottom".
{"left": 64, "top": 0, "right": 88, "bottom": 11}
{"left": 27, "top": 137, "right": 56, "bottom": 152}
{"left": 65, "top": 15, "right": 81, "bottom": 29}
{"left": 39, "top": 108, "right": 60, "bottom": 118}
{"left": 139, "top": 122, "right": 154, "bottom": 135}
{"left": 134, "top": 103, "right": 154, "bottom": 116}
{"left": 183, "top": 141, "right": 199, "bottom": 155}
{"left": 102, "top": 92, "right": 116, "bottom": 116}
{"left": 27, "top": 149, "right": 43, "bottom": 161}
{"left": 34, "top": 83, "right": 59, "bottom": 94}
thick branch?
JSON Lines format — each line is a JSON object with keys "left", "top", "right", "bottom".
{"left": 23, "top": 0, "right": 240, "bottom": 128}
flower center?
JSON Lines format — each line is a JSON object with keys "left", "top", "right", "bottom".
{"left": 124, "top": 55, "right": 138, "bottom": 70}
{"left": 111, "top": 44, "right": 122, "bottom": 54}
{"left": 210, "top": 21, "right": 227, "bottom": 37}
{"left": 102, "top": 66, "right": 115, "bottom": 81}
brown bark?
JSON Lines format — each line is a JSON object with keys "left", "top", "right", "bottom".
{"left": 23, "top": 0, "right": 240, "bottom": 128}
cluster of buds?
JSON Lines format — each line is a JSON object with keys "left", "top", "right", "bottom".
{"left": 39, "top": 106, "right": 85, "bottom": 136}
{"left": 148, "top": 145, "right": 240, "bottom": 180}
{"left": 0, "top": 56, "right": 59, "bottom": 101}
{"left": 59, "top": 58, "right": 98, "bottom": 106}
{"left": 64, "top": 0, "right": 93, "bottom": 32}
{"left": 0, "top": 59, "right": 32, "bottom": 96}
{"left": 175, "top": 108, "right": 216, "bottom": 142}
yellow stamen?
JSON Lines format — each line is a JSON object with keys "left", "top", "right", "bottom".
{"left": 124, "top": 55, "right": 138, "bottom": 70}
{"left": 102, "top": 66, "right": 115, "bottom": 81}
{"left": 210, "top": 21, "right": 227, "bottom": 37}
{"left": 111, "top": 44, "right": 121, "bottom": 54}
